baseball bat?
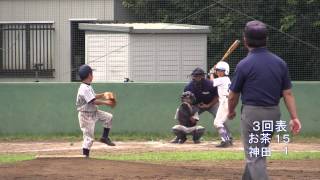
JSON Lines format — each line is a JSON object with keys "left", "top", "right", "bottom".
{"left": 220, "top": 40, "right": 240, "bottom": 61}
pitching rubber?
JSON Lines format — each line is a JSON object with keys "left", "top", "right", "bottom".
{"left": 36, "top": 154, "right": 87, "bottom": 159}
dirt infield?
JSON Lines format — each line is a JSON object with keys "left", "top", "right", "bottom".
{"left": 0, "top": 140, "right": 319, "bottom": 180}
{"left": 1, "top": 158, "right": 319, "bottom": 180}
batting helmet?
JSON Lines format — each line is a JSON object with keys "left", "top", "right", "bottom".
{"left": 215, "top": 61, "right": 230, "bottom": 75}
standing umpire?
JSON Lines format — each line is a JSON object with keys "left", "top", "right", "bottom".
{"left": 228, "top": 20, "right": 302, "bottom": 180}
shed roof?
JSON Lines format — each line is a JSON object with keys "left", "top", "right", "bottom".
{"left": 79, "top": 23, "right": 211, "bottom": 34}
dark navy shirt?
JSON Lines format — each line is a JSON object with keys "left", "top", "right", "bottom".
{"left": 230, "top": 47, "right": 292, "bottom": 106}
{"left": 184, "top": 79, "right": 218, "bottom": 105}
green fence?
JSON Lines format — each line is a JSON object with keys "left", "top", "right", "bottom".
{"left": 0, "top": 82, "right": 319, "bottom": 136}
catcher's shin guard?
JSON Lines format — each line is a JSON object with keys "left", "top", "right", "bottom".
{"left": 192, "top": 127, "right": 205, "bottom": 144}
{"left": 172, "top": 128, "right": 187, "bottom": 144}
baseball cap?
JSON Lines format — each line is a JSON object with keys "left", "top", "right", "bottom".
{"left": 244, "top": 20, "right": 267, "bottom": 40}
{"left": 191, "top": 67, "right": 205, "bottom": 76}
{"left": 78, "top": 64, "right": 93, "bottom": 80}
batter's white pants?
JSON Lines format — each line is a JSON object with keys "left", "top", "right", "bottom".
{"left": 213, "top": 97, "right": 229, "bottom": 128}
{"left": 78, "top": 110, "right": 113, "bottom": 150}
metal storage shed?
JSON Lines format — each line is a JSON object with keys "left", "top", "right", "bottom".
{"left": 79, "top": 23, "right": 211, "bottom": 82}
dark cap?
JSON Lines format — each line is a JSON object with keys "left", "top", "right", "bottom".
{"left": 191, "top": 67, "right": 205, "bottom": 76}
{"left": 79, "top": 64, "right": 92, "bottom": 80}
{"left": 244, "top": 20, "right": 267, "bottom": 40}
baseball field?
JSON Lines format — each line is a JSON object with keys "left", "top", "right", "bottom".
{"left": 0, "top": 82, "right": 319, "bottom": 179}
{"left": 0, "top": 137, "right": 320, "bottom": 179}
{"left": 1, "top": 0, "right": 319, "bottom": 179}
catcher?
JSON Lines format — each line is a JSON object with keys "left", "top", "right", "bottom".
{"left": 76, "top": 64, "right": 117, "bottom": 158}
{"left": 171, "top": 91, "right": 205, "bottom": 144}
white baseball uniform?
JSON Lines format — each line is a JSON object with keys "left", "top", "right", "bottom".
{"left": 76, "top": 83, "right": 113, "bottom": 150}
{"left": 213, "top": 76, "right": 231, "bottom": 128}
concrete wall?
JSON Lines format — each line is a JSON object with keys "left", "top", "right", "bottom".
{"left": 0, "top": 82, "right": 319, "bottom": 136}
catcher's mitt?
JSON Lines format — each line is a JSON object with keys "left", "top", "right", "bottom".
{"left": 181, "top": 91, "right": 196, "bottom": 105}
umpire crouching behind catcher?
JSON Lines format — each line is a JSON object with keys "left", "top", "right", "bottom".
{"left": 185, "top": 68, "right": 219, "bottom": 122}
{"left": 177, "top": 68, "right": 232, "bottom": 145}
{"left": 228, "top": 20, "right": 302, "bottom": 180}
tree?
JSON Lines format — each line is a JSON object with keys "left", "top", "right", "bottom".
{"left": 122, "top": 0, "right": 320, "bottom": 80}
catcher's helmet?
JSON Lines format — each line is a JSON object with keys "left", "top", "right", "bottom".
{"left": 181, "top": 91, "right": 196, "bottom": 104}
{"left": 215, "top": 61, "right": 230, "bottom": 75}
{"left": 79, "top": 64, "right": 93, "bottom": 80}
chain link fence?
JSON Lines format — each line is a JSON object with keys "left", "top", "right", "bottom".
{"left": 120, "top": 0, "right": 320, "bottom": 81}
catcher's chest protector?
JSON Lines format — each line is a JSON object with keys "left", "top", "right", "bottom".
{"left": 177, "top": 104, "right": 197, "bottom": 127}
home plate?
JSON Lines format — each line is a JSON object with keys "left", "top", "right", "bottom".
{"left": 36, "top": 154, "right": 87, "bottom": 158}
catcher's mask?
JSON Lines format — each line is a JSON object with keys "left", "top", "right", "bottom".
{"left": 181, "top": 91, "right": 196, "bottom": 105}
{"left": 190, "top": 68, "right": 206, "bottom": 88}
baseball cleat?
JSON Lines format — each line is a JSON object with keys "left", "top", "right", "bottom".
{"left": 100, "top": 137, "right": 116, "bottom": 146}
{"left": 82, "top": 148, "right": 90, "bottom": 158}
{"left": 170, "top": 136, "right": 180, "bottom": 143}
{"left": 193, "top": 139, "right": 201, "bottom": 144}
{"left": 171, "top": 137, "right": 187, "bottom": 144}
{"left": 178, "top": 137, "right": 187, "bottom": 144}
{"left": 229, "top": 137, "right": 234, "bottom": 145}
{"left": 215, "top": 140, "right": 231, "bottom": 148}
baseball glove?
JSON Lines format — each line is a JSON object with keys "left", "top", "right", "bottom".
{"left": 104, "top": 92, "right": 117, "bottom": 107}
{"left": 181, "top": 91, "right": 196, "bottom": 105}
{"left": 104, "top": 92, "right": 116, "bottom": 101}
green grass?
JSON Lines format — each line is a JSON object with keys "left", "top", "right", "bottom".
{"left": 97, "top": 151, "right": 320, "bottom": 162}
{"left": 0, "top": 154, "right": 35, "bottom": 164}
{"left": 1, "top": 132, "right": 320, "bottom": 143}
{"left": 0, "top": 132, "right": 211, "bottom": 142}
{"left": 0, "top": 151, "right": 319, "bottom": 165}
{"left": 0, "top": 133, "right": 82, "bottom": 142}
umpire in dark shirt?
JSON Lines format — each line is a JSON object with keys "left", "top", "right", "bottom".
{"left": 228, "top": 20, "right": 301, "bottom": 180}
{"left": 184, "top": 67, "right": 233, "bottom": 141}
{"left": 185, "top": 67, "right": 219, "bottom": 112}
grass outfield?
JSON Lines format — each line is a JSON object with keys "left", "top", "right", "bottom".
{"left": 0, "top": 154, "right": 34, "bottom": 164}
{"left": 97, "top": 151, "right": 320, "bottom": 161}
{"left": 1, "top": 151, "right": 320, "bottom": 164}
{"left": 1, "top": 133, "right": 320, "bottom": 143}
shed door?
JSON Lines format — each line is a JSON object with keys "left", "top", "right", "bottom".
{"left": 105, "top": 33, "right": 129, "bottom": 81}
{"left": 85, "top": 33, "right": 129, "bottom": 82}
